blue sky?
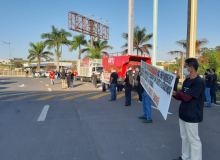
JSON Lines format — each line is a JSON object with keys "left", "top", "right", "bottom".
{"left": 0, "top": 0, "right": 219, "bottom": 61}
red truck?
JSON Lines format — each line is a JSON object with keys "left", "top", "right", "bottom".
{"left": 102, "top": 52, "right": 151, "bottom": 77}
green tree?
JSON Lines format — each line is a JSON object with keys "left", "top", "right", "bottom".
{"left": 83, "top": 38, "right": 113, "bottom": 59}
{"left": 122, "top": 25, "right": 153, "bottom": 55}
{"left": 41, "top": 25, "right": 72, "bottom": 70}
{"left": 27, "top": 42, "right": 53, "bottom": 71}
{"left": 69, "top": 34, "right": 88, "bottom": 59}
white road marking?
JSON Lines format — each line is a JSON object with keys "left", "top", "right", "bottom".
{"left": 18, "top": 84, "right": 27, "bottom": 87}
{"left": 37, "top": 105, "right": 50, "bottom": 121}
{"left": 40, "top": 81, "right": 43, "bottom": 83}
{"left": 48, "top": 88, "right": 52, "bottom": 92}
{"left": 45, "top": 84, "right": 49, "bottom": 87}
{"left": 152, "top": 106, "right": 173, "bottom": 115}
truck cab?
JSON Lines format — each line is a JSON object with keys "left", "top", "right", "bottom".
{"left": 102, "top": 52, "right": 151, "bottom": 78}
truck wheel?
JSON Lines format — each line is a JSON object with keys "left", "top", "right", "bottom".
{"left": 80, "top": 77, "right": 84, "bottom": 82}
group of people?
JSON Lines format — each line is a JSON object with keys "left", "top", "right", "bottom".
{"left": 49, "top": 70, "right": 77, "bottom": 89}
{"left": 103, "top": 66, "right": 153, "bottom": 123}
{"left": 104, "top": 58, "right": 215, "bottom": 160}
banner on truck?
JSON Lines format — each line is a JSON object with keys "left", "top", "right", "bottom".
{"left": 102, "top": 73, "right": 111, "bottom": 84}
{"left": 140, "top": 60, "right": 176, "bottom": 120}
{"left": 82, "top": 58, "right": 89, "bottom": 67}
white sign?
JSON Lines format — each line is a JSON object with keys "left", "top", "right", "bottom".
{"left": 102, "top": 73, "right": 111, "bottom": 84}
{"left": 140, "top": 61, "right": 176, "bottom": 120}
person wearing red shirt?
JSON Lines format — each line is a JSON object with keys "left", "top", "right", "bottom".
{"left": 73, "top": 71, "right": 77, "bottom": 81}
{"left": 50, "top": 70, "right": 55, "bottom": 85}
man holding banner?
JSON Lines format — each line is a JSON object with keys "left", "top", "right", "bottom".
{"left": 173, "top": 58, "right": 205, "bottom": 160}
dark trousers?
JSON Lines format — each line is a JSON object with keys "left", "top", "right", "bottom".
{"left": 102, "top": 82, "right": 106, "bottom": 91}
{"left": 117, "top": 84, "right": 123, "bottom": 92}
{"left": 211, "top": 85, "right": 216, "bottom": 103}
{"left": 67, "top": 79, "right": 71, "bottom": 88}
{"left": 125, "top": 87, "right": 132, "bottom": 106}
{"left": 138, "top": 91, "right": 142, "bottom": 102}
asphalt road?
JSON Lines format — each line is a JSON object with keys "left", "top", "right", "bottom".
{"left": 0, "top": 77, "right": 219, "bottom": 160}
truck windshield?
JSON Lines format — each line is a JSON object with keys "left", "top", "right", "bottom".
{"left": 96, "top": 67, "right": 103, "bottom": 72}
{"left": 133, "top": 65, "right": 141, "bottom": 70}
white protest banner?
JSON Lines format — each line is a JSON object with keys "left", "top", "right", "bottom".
{"left": 140, "top": 60, "right": 176, "bottom": 120}
{"left": 102, "top": 73, "right": 111, "bottom": 84}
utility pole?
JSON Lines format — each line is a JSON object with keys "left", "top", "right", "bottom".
{"left": 3, "top": 40, "right": 11, "bottom": 75}
{"left": 186, "top": 0, "right": 197, "bottom": 58}
{"left": 12, "top": 49, "right": 15, "bottom": 69}
{"left": 61, "top": 27, "right": 62, "bottom": 71}
{"left": 152, "top": 0, "right": 158, "bottom": 66}
{"left": 128, "top": 0, "right": 134, "bottom": 55}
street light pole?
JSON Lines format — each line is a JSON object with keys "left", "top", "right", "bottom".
{"left": 61, "top": 27, "right": 63, "bottom": 71}
{"left": 186, "top": 0, "right": 197, "bottom": 58}
{"left": 3, "top": 40, "right": 11, "bottom": 75}
{"left": 128, "top": 0, "right": 134, "bottom": 55}
{"left": 12, "top": 49, "right": 15, "bottom": 69}
{"left": 153, "top": 0, "right": 158, "bottom": 66}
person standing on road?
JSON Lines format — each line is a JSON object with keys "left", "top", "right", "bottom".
{"left": 101, "top": 69, "right": 106, "bottom": 92}
{"left": 93, "top": 72, "right": 98, "bottom": 89}
{"left": 173, "top": 69, "right": 180, "bottom": 92}
{"left": 173, "top": 58, "right": 205, "bottom": 160}
{"left": 50, "top": 70, "right": 55, "bottom": 85}
{"left": 109, "top": 69, "right": 118, "bottom": 101}
{"left": 211, "top": 68, "right": 217, "bottom": 104}
{"left": 66, "top": 70, "right": 71, "bottom": 89}
{"left": 117, "top": 68, "right": 123, "bottom": 92}
{"left": 70, "top": 71, "right": 74, "bottom": 88}
{"left": 124, "top": 67, "right": 133, "bottom": 106}
{"left": 138, "top": 75, "right": 152, "bottom": 123}
{"left": 61, "top": 70, "right": 66, "bottom": 89}
{"left": 33, "top": 70, "right": 36, "bottom": 78}
{"left": 133, "top": 68, "right": 139, "bottom": 92}
{"left": 203, "top": 69, "right": 212, "bottom": 107}
{"left": 26, "top": 70, "right": 29, "bottom": 78}
{"left": 74, "top": 70, "right": 77, "bottom": 81}
{"left": 136, "top": 71, "right": 142, "bottom": 103}
{"left": 55, "top": 70, "right": 58, "bottom": 79}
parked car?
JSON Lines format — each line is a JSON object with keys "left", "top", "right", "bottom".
{"left": 43, "top": 71, "right": 50, "bottom": 77}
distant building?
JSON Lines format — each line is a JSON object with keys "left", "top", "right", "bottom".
{"left": 0, "top": 59, "right": 10, "bottom": 64}
{"left": 157, "top": 59, "right": 176, "bottom": 65}
{"left": 23, "top": 61, "right": 76, "bottom": 71}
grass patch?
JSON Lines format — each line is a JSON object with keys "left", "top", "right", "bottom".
{"left": 216, "top": 91, "right": 220, "bottom": 101}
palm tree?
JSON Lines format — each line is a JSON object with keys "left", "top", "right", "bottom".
{"left": 27, "top": 42, "right": 53, "bottom": 71}
{"left": 84, "top": 48, "right": 102, "bottom": 59}
{"left": 84, "top": 38, "right": 113, "bottom": 58}
{"left": 41, "top": 25, "right": 72, "bottom": 71}
{"left": 121, "top": 25, "right": 153, "bottom": 55}
{"left": 69, "top": 34, "right": 88, "bottom": 59}
{"left": 168, "top": 39, "right": 208, "bottom": 56}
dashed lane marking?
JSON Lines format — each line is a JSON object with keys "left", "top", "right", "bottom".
{"left": 63, "top": 92, "right": 99, "bottom": 100}
{"left": 88, "top": 92, "right": 111, "bottom": 99}
{"left": 48, "top": 88, "right": 52, "bottom": 92}
{"left": 132, "top": 94, "right": 139, "bottom": 99}
{"left": 40, "top": 81, "right": 43, "bottom": 83}
{"left": 45, "top": 84, "right": 49, "bottom": 87}
{"left": 35, "top": 92, "right": 81, "bottom": 101}
{"left": 0, "top": 93, "right": 28, "bottom": 98}
{"left": 4, "top": 92, "right": 60, "bottom": 101}
{"left": 37, "top": 105, "right": 50, "bottom": 121}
